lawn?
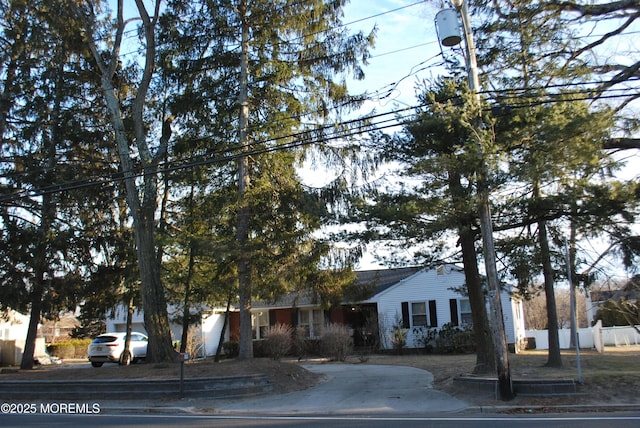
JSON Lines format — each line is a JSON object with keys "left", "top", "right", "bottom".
{"left": 360, "top": 345, "right": 640, "bottom": 406}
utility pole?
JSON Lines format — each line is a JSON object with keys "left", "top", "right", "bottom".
{"left": 237, "top": 0, "right": 253, "bottom": 359}
{"left": 436, "top": 0, "right": 514, "bottom": 400}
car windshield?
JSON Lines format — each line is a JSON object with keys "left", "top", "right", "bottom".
{"left": 92, "top": 336, "right": 119, "bottom": 344}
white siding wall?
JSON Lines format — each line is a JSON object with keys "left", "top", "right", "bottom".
{"left": 201, "top": 312, "right": 228, "bottom": 356}
{"left": 371, "top": 268, "right": 467, "bottom": 349}
{"left": 106, "top": 306, "right": 147, "bottom": 334}
{"left": 370, "top": 268, "right": 523, "bottom": 350}
{"left": 105, "top": 304, "right": 229, "bottom": 357}
{"left": 0, "top": 310, "right": 30, "bottom": 340}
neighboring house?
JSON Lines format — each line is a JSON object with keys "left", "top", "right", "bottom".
{"left": 106, "top": 305, "right": 233, "bottom": 358}
{"left": 0, "top": 309, "right": 46, "bottom": 366}
{"left": 40, "top": 312, "right": 80, "bottom": 343}
{"left": 585, "top": 276, "right": 639, "bottom": 326}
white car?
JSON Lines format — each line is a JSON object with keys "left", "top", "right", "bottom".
{"left": 87, "top": 332, "right": 148, "bottom": 367}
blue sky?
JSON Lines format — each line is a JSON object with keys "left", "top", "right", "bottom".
{"left": 342, "top": 1, "right": 445, "bottom": 111}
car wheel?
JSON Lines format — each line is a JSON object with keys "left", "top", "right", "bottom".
{"left": 91, "top": 362, "right": 103, "bottom": 368}
{"left": 119, "top": 350, "right": 132, "bottom": 366}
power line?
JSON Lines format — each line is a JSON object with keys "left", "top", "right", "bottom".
{"left": 2, "top": 83, "right": 637, "bottom": 205}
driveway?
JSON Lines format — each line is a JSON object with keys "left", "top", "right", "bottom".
{"left": 210, "top": 363, "right": 469, "bottom": 415}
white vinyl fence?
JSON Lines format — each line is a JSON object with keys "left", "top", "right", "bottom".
{"left": 525, "top": 321, "right": 640, "bottom": 352}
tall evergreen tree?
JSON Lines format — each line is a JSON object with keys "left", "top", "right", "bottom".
{"left": 158, "top": 0, "right": 374, "bottom": 359}
{"left": 474, "top": 0, "right": 639, "bottom": 366}
{"left": 0, "top": 0, "right": 115, "bottom": 368}
{"left": 352, "top": 77, "right": 498, "bottom": 374}
{"left": 73, "top": 0, "right": 178, "bottom": 362}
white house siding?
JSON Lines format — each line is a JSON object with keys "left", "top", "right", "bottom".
{"left": 0, "top": 310, "right": 47, "bottom": 365}
{"left": 200, "top": 311, "right": 228, "bottom": 356}
{"left": 106, "top": 306, "right": 149, "bottom": 336}
{"left": 365, "top": 266, "right": 524, "bottom": 351}
{"left": 105, "top": 304, "right": 229, "bottom": 357}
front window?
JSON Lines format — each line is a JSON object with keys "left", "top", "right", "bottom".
{"left": 252, "top": 311, "right": 269, "bottom": 339}
{"left": 411, "top": 302, "right": 428, "bottom": 327}
{"left": 460, "top": 299, "right": 473, "bottom": 326}
{"left": 299, "top": 309, "right": 324, "bottom": 338}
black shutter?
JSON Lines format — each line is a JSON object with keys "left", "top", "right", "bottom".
{"left": 291, "top": 308, "right": 299, "bottom": 328}
{"left": 449, "top": 299, "right": 459, "bottom": 326}
{"left": 429, "top": 300, "right": 437, "bottom": 327}
{"left": 269, "top": 310, "right": 276, "bottom": 326}
{"left": 401, "top": 302, "right": 410, "bottom": 328}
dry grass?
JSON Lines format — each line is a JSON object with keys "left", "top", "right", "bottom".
{"left": 2, "top": 345, "right": 639, "bottom": 406}
{"left": 356, "top": 346, "right": 640, "bottom": 407}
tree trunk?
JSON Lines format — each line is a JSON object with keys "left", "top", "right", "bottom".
{"left": 180, "top": 244, "right": 195, "bottom": 354}
{"left": 215, "top": 294, "right": 233, "bottom": 363}
{"left": 123, "top": 294, "right": 134, "bottom": 365}
{"left": 78, "top": 0, "right": 176, "bottom": 364}
{"left": 136, "top": 213, "right": 175, "bottom": 362}
{"left": 21, "top": 68, "right": 61, "bottom": 369}
{"left": 539, "top": 218, "right": 563, "bottom": 367}
{"left": 448, "top": 168, "right": 496, "bottom": 374}
{"left": 459, "top": 226, "right": 496, "bottom": 374}
{"left": 20, "top": 283, "right": 44, "bottom": 370}
{"left": 236, "top": 0, "right": 253, "bottom": 360}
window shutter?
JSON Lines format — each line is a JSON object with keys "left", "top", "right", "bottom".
{"left": 401, "top": 302, "right": 410, "bottom": 328}
{"left": 291, "top": 308, "right": 299, "bottom": 328}
{"left": 449, "top": 299, "right": 459, "bottom": 326}
{"left": 269, "top": 310, "right": 276, "bottom": 327}
{"left": 429, "top": 300, "right": 438, "bottom": 327}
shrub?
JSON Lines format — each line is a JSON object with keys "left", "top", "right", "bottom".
{"left": 413, "top": 327, "right": 437, "bottom": 353}
{"left": 291, "top": 327, "right": 308, "bottom": 360}
{"left": 263, "top": 324, "right": 293, "bottom": 360}
{"left": 434, "top": 323, "right": 475, "bottom": 353}
{"left": 47, "top": 338, "right": 92, "bottom": 359}
{"left": 390, "top": 324, "right": 408, "bottom": 355}
{"left": 320, "top": 323, "right": 353, "bottom": 362}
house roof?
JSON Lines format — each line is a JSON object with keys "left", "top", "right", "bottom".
{"left": 355, "top": 267, "right": 423, "bottom": 296}
{"left": 252, "top": 265, "right": 473, "bottom": 310}
{"left": 253, "top": 267, "right": 427, "bottom": 310}
{"left": 253, "top": 288, "right": 320, "bottom": 310}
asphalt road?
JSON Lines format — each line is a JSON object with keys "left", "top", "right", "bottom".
{"left": 2, "top": 413, "right": 640, "bottom": 427}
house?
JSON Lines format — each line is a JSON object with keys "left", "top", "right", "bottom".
{"left": 40, "top": 312, "right": 80, "bottom": 343}
{"left": 104, "top": 265, "right": 527, "bottom": 355}
{"left": 105, "top": 304, "right": 233, "bottom": 358}
{"left": 251, "top": 265, "right": 526, "bottom": 352}
{"left": 350, "top": 265, "right": 525, "bottom": 351}
{"left": 0, "top": 309, "right": 47, "bottom": 366}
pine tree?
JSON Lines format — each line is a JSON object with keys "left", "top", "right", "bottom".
{"left": 0, "top": 0, "right": 117, "bottom": 368}
{"left": 474, "top": 0, "right": 639, "bottom": 366}
{"left": 158, "top": 0, "right": 374, "bottom": 359}
{"left": 350, "top": 77, "right": 498, "bottom": 374}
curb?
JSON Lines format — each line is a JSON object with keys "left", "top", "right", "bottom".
{"left": 470, "top": 403, "right": 640, "bottom": 414}
{"left": 454, "top": 376, "right": 577, "bottom": 398}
